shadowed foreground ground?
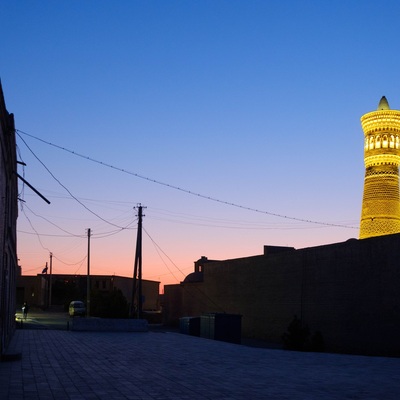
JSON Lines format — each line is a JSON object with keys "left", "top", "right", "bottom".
{"left": 1, "top": 328, "right": 400, "bottom": 399}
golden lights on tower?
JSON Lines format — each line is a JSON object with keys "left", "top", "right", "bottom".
{"left": 359, "top": 96, "right": 400, "bottom": 239}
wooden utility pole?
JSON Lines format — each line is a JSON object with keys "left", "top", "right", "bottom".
{"left": 49, "top": 252, "right": 53, "bottom": 307}
{"left": 44, "top": 262, "right": 48, "bottom": 307}
{"left": 86, "top": 228, "right": 91, "bottom": 317}
{"left": 131, "top": 204, "right": 145, "bottom": 318}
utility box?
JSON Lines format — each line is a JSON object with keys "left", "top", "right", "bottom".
{"left": 200, "top": 313, "right": 242, "bottom": 344}
{"left": 179, "top": 316, "right": 201, "bottom": 336}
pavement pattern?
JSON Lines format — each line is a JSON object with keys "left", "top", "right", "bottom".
{"left": 1, "top": 328, "right": 400, "bottom": 399}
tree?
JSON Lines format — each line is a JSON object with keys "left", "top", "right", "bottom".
{"left": 282, "top": 315, "right": 310, "bottom": 351}
{"left": 90, "top": 288, "right": 129, "bottom": 318}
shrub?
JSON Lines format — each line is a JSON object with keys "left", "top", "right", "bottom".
{"left": 282, "top": 315, "right": 310, "bottom": 351}
{"left": 90, "top": 289, "right": 129, "bottom": 318}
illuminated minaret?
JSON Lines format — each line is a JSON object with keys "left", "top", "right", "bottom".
{"left": 359, "top": 96, "right": 400, "bottom": 239}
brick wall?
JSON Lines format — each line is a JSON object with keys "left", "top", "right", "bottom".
{"left": 164, "top": 235, "right": 400, "bottom": 356}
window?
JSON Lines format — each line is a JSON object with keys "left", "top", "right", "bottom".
{"left": 383, "top": 135, "right": 388, "bottom": 148}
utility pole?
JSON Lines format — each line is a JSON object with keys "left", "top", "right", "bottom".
{"left": 131, "top": 204, "right": 145, "bottom": 318}
{"left": 44, "top": 262, "right": 48, "bottom": 307}
{"left": 49, "top": 252, "right": 53, "bottom": 308}
{"left": 86, "top": 228, "right": 91, "bottom": 317}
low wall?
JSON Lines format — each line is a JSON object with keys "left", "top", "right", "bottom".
{"left": 70, "top": 318, "right": 148, "bottom": 332}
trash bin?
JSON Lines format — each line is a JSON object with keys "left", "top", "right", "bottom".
{"left": 200, "top": 313, "right": 242, "bottom": 344}
{"left": 179, "top": 316, "right": 201, "bottom": 336}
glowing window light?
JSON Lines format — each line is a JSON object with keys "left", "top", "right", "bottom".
{"left": 369, "top": 136, "right": 374, "bottom": 150}
{"left": 390, "top": 135, "right": 395, "bottom": 148}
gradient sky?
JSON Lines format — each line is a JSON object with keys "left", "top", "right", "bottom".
{"left": 2, "top": 1, "right": 400, "bottom": 290}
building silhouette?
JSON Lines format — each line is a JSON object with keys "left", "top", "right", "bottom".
{"left": 0, "top": 81, "right": 18, "bottom": 359}
{"left": 360, "top": 96, "right": 400, "bottom": 238}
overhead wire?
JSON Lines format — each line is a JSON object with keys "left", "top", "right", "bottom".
{"left": 19, "top": 206, "right": 89, "bottom": 270}
{"left": 53, "top": 254, "right": 87, "bottom": 267}
{"left": 15, "top": 128, "right": 358, "bottom": 287}
{"left": 146, "top": 214, "right": 355, "bottom": 230}
{"left": 20, "top": 201, "right": 136, "bottom": 242}
{"left": 143, "top": 227, "right": 185, "bottom": 282}
{"left": 18, "top": 230, "right": 83, "bottom": 238}
{"left": 146, "top": 206, "right": 359, "bottom": 231}
{"left": 20, "top": 199, "right": 135, "bottom": 273}
{"left": 74, "top": 257, "right": 87, "bottom": 274}
{"left": 20, "top": 187, "right": 138, "bottom": 234}
{"left": 16, "top": 129, "right": 358, "bottom": 230}
{"left": 91, "top": 220, "right": 138, "bottom": 239}
{"left": 143, "top": 227, "right": 225, "bottom": 312}
{"left": 23, "top": 203, "right": 86, "bottom": 238}
{"left": 21, "top": 207, "right": 51, "bottom": 253}
{"left": 17, "top": 131, "right": 133, "bottom": 230}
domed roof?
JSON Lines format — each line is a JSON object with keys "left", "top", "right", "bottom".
{"left": 183, "top": 271, "right": 203, "bottom": 283}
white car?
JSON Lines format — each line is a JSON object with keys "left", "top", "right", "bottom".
{"left": 69, "top": 301, "right": 86, "bottom": 317}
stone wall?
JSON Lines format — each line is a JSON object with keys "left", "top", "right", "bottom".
{"left": 164, "top": 235, "right": 400, "bottom": 356}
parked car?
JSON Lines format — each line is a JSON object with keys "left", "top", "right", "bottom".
{"left": 69, "top": 301, "right": 86, "bottom": 317}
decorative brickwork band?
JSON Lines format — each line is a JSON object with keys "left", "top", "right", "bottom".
{"left": 360, "top": 97, "right": 400, "bottom": 239}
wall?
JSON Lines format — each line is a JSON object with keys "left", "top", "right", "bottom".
{"left": 163, "top": 281, "right": 212, "bottom": 327}
{"left": 16, "top": 275, "right": 47, "bottom": 308}
{"left": 0, "top": 82, "right": 18, "bottom": 358}
{"left": 164, "top": 235, "right": 400, "bottom": 356}
{"left": 112, "top": 276, "right": 160, "bottom": 311}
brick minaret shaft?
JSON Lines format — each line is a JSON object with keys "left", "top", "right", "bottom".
{"left": 360, "top": 96, "right": 400, "bottom": 239}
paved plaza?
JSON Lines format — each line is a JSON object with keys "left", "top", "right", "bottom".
{"left": 1, "top": 327, "right": 400, "bottom": 399}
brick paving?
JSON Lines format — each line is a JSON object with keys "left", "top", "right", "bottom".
{"left": 1, "top": 328, "right": 400, "bottom": 399}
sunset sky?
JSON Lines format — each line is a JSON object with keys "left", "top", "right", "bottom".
{"left": 2, "top": 1, "right": 400, "bottom": 290}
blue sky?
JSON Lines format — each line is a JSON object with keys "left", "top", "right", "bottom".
{"left": 2, "top": 1, "right": 400, "bottom": 288}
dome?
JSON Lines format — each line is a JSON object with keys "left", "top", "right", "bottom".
{"left": 183, "top": 271, "right": 203, "bottom": 283}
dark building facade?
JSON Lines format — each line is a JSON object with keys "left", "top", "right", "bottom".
{"left": 164, "top": 235, "right": 400, "bottom": 357}
{"left": 0, "top": 81, "right": 18, "bottom": 358}
{"left": 17, "top": 274, "right": 160, "bottom": 313}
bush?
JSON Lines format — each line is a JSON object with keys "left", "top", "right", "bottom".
{"left": 282, "top": 316, "right": 325, "bottom": 352}
{"left": 90, "top": 289, "right": 129, "bottom": 318}
{"left": 282, "top": 315, "right": 310, "bottom": 351}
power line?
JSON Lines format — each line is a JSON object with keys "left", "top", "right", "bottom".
{"left": 21, "top": 202, "right": 136, "bottom": 239}
{"left": 53, "top": 254, "right": 87, "bottom": 267}
{"left": 91, "top": 221, "right": 137, "bottom": 239}
{"left": 143, "top": 227, "right": 186, "bottom": 282}
{"left": 143, "top": 227, "right": 225, "bottom": 311}
{"left": 23, "top": 203, "right": 86, "bottom": 237}
{"left": 21, "top": 207, "right": 51, "bottom": 253}
{"left": 16, "top": 129, "right": 358, "bottom": 230}
{"left": 17, "top": 131, "right": 133, "bottom": 229}
{"left": 18, "top": 230, "right": 82, "bottom": 238}
{"left": 19, "top": 207, "right": 89, "bottom": 268}
{"left": 147, "top": 214, "right": 357, "bottom": 231}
